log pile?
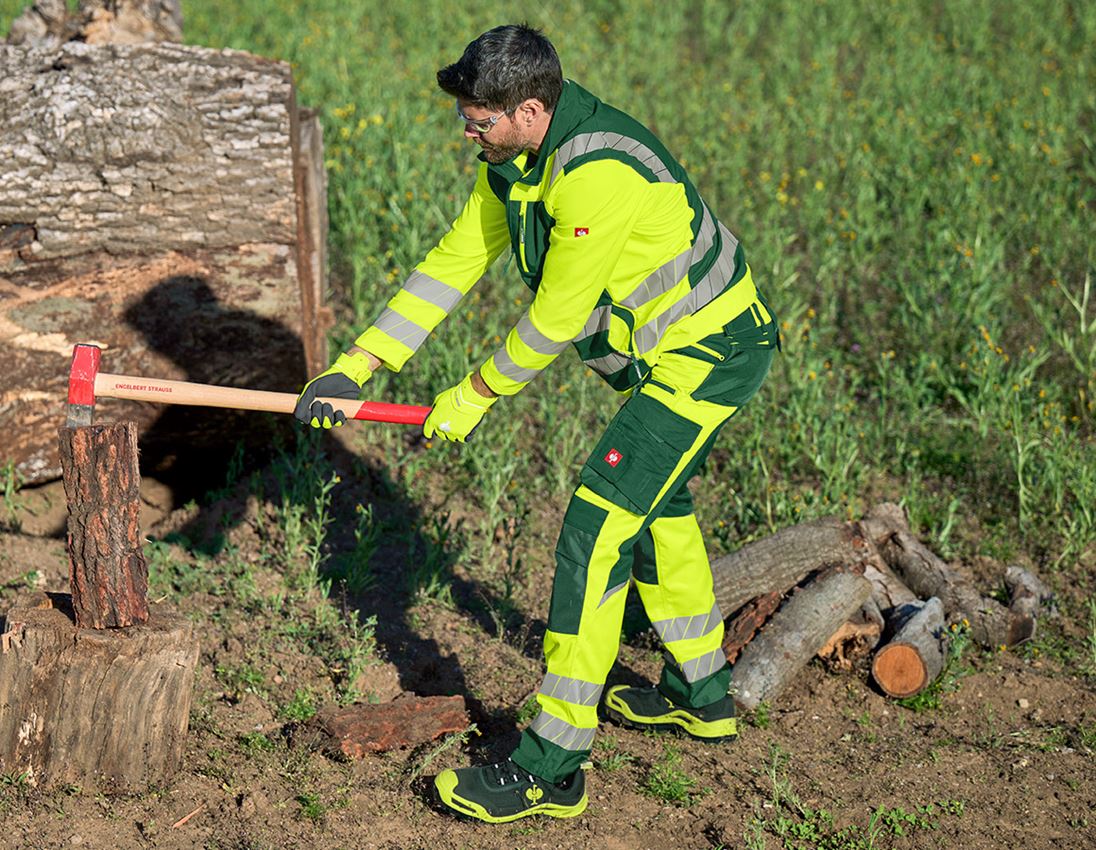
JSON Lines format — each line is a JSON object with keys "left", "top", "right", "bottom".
{"left": 713, "top": 503, "right": 1054, "bottom": 710}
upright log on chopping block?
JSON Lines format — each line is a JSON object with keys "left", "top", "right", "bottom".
{"left": 0, "top": 422, "right": 198, "bottom": 792}
{"left": 732, "top": 570, "right": 872, "bottom": 711}
{"left": 871, "top": 597, "right": 947, "bottom": 698}
{"left": 58, "top": 422, "right": 148, "bottom": 628}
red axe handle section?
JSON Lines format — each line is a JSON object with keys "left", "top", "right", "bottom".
{"left": 94, "top": 372, "right": 431, "bottom": 426}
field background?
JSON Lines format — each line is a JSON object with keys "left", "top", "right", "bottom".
{"left": 1, "top": 2, "right": 1094, "bottom": 849}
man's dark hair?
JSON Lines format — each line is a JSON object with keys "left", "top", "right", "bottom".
{"left": 437, "top": 24, "right": 562, "bottom": 112}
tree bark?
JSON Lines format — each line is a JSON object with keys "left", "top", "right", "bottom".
{"left": 732, "top": 570, "right": 872, "bottom": 711}
{"left": 722, "top": 591, "right": 782, "bottom": 664}
{"left": 0, "top": 593, "right": 198, "bottom": 792}
{"left": 711, "top": 517, "right": 874, "bottom": 617}
{"left": 871, "top": 597, "right": 947, "bottom": 698}
{"left": 59, "top": 422, "right": 148, "bottom": 628}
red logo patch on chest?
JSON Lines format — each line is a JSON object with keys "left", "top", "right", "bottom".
{"left": 574, "top": 227, "right": 590, "bottom": 238}
{"left": 604, "top": 448, "right": 623, "bottom": 467}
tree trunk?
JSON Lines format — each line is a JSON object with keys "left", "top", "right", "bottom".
{"left": 871, "top": 597, "right": 947, "bottom": 698}
{"left": 732, "top": 570, "right": 872, "bottom": 711}
{"left": 59, "top": 422, "right": 148, "bottom": 628}
{"left": 0, "top": 593, "right": 198, "bottom": 792}
{"left": 711, "top": 517, "right": 873, "bottom": 617}
{"left": 1, "top": 41, "right": 326, "bottom": 485}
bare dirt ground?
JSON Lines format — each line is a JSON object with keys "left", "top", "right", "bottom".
{"left": 1, "top": 434, "right": 1093, "bottom": 850}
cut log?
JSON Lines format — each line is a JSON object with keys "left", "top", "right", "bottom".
{"left": 1005, "top": 565, "right": 1053, "bottom": 621}
{"left": 732, "top": 570, "right": 872, "bottom": 711}
{"left": 722, "top": 591, "right": 782, "bottom": 664}
{"left": 817, "top": 600, "right": 883, "bottom": 672}
{"left": 0, "top": 593, "right": 199, "bottom": 792}
{"left": 711, "top": 517, "right": 874, "bottom": 617}
{"left": 871, "top": 597, "right": 947, "bottom": 698}
{"left": 59, "top": 422, "right": 148, "bottom": 628}
{"left": 1, "top": 41, "right": 326, "bottom": 486}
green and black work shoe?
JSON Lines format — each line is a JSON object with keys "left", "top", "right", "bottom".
{"left": 434, "top": 758, "right": 588, "bottom": 823}
{"left": 602, "top": 685, "right": 737, "bottom": 742}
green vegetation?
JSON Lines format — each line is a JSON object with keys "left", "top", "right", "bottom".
{"left": 746, "top": 744, "right": 966, "bottom": 849}
{"left": 897, "top": 620, "right": 974, "bottom": 712}
{"left": 642, "top": 743, "right": 703, "bottom": 806}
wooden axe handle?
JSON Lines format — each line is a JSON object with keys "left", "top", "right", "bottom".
{"left": 94, "top": 372, "right": 430, "bottom": 426}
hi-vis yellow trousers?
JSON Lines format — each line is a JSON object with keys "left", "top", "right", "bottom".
{"left": 511, "top": 326, "right": 776, "bottom": 782}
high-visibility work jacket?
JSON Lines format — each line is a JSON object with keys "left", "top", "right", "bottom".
{"left": 356, "top": 81, "right": 776, "bottom": 394}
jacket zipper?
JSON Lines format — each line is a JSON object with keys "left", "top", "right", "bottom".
{"left": 517, "top": 199, "right": 529, "bottom": 273}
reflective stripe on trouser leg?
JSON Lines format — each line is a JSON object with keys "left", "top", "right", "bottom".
{"left": 512, "top": 383, "right": 740, "bottom": 782}
{"left": 635, "top": 511, "right": 731, "bottom": 708}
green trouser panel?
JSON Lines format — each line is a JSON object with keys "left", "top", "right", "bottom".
{"left": 511, "top": 344, "right": 774, "bottom": 783}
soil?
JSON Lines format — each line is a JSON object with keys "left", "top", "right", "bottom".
{"left": 1, "top": 431, "right": 1093, "bottom": 850}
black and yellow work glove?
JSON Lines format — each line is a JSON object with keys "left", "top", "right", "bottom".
{"left": 422, "top": 373, "right": 497, "bottom": 443}
{"left": 294, "top": 351, "right": 373, "bottom": 429}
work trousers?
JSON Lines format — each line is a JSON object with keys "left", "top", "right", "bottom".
{"left": 511, "top": 323, "right": 776, "bottom": 782}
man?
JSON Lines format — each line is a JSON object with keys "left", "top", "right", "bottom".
{"left": 295, "top": 24, "right": 779, "bottom": 823}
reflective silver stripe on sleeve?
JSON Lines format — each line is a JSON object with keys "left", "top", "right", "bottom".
{"left": 373, "top": 308, "right": 430, "bottom": 351}
{"left": 597, "top": 580, "right": 629, "bottom": 608}
{"left": 403, "top": 270, "right": 464, "bottom": 313}
{"left": 651, "top": 602, "right": 723, "bottom": 643}
{"left": 584, "top": 351, "right": 632, "bottom": 377}
{"left": 539, "top": 673, "right": 604, "bottom": 707}
{"left": 491, "top": 347, "right": 542, "bottom": 384}
{"left": 632, "top": 222, "right": 740, "bottom": 355}
{"left": 515, "top": 313, "right": 570, "bottom": 357}
{"left": 573, "top": 305, "right": 612, "bottom": 344}
{"left": 677, "top": 647, "right": 727, "bottom": 683}
{"left": 529, "top": 711, "right": 597, "bottom": 751}
{"left": 620, "top": 207, "right": 717, "bottom": 310}
{"left": 551, "top": 131, "right": 675, "bottom": 184}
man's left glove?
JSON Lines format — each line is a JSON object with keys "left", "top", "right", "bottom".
{"left": 423, "top": 373, "right": 497, "bottom": 443}
{"left": 294, "top": 351, "right": 374, "bottom": 429}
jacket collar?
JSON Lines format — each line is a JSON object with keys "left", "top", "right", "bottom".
{"left": 480, "top": 80, "right": 597, "bottom": 185}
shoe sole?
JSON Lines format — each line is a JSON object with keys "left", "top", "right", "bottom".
{"left": 602, "top": 693, "right": 737, "bottom": 743}
{"left": 434, "top": 772, "right": 588, "bottom": 823}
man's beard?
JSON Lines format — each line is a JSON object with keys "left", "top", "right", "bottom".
{"left": 477, "top": 128, "right": 524, "bottom": 163}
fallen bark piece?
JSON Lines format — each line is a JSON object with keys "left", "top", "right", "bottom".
{"left": 871, "top": 597, "right": 947, "bottom": 698}
{"left": 711, "top": 517, "right": 874, "bottom": 616}
{"left": 59, "top": 422, "right": 148, "bottom": 629}
{"left": 732, "top": 570, "right": 872, "bottom": 711}
{"left": 0, "top": 593, "right": 198, "bottom": 792}
{"left": 722, "top": 592, "right": 782, "bottom": 664}
{"left": 311, "top": 695, "right": 469, "bottom": 757}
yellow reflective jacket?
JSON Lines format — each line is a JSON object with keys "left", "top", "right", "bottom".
{"left": 357, "top": 81, "right": 777, "bottom": 394}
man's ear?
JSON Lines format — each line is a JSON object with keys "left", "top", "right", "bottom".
{"left": 517, "top": 98, "right": 547, "bottom": 125}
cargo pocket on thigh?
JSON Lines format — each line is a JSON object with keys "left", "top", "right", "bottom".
{"left": 690, "top": 348, "right": 774, "bottom": 407}
{"left": 579, "top": 393, "right": 702, "bottom": 515}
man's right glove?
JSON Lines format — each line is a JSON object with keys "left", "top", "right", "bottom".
{"left": 294, "top": 351, "right": 374, "bottom": 429}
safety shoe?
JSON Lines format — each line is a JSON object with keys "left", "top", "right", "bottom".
{"left": 434, "top": 758, "right": 588, "bottom": 823}
{"left": 602, "top": 685, "right": 737, "bottom": 742}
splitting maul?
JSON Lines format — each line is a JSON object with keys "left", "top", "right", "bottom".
{"left": 65, "top": 343, "right": 431, "bottom": 428}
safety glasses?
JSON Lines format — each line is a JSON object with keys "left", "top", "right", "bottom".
{"left": 455, "top": 103, "right": 512, "bottom": 134}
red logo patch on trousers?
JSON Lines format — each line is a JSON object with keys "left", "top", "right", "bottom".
{"left": 574, "top": 227, "right": 589, "bottom": 237}
{"left": 604, "top": 448, "right": 623, "bottom": 467}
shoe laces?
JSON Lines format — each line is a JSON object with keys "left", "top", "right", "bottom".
{"left": 487, "top": 760, "right": 535, "bottom": 787}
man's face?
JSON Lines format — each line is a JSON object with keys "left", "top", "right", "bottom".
{"left": 457, "top": 100, "right": 526, "bottom": 163}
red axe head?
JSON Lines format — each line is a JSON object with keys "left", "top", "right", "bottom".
{"left": 66, "top": 344, "right": 102, "bottom": 427}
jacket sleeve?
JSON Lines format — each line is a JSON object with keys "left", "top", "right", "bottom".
{"left": 479, "top": 160, "right": 647, "bottom": 395}
{"left": 355, "top": 163, "right": 510, "bottom": 371}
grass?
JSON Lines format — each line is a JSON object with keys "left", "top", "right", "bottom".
{"left": 745, "top": 743, "right": 967, "bottom": 849}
